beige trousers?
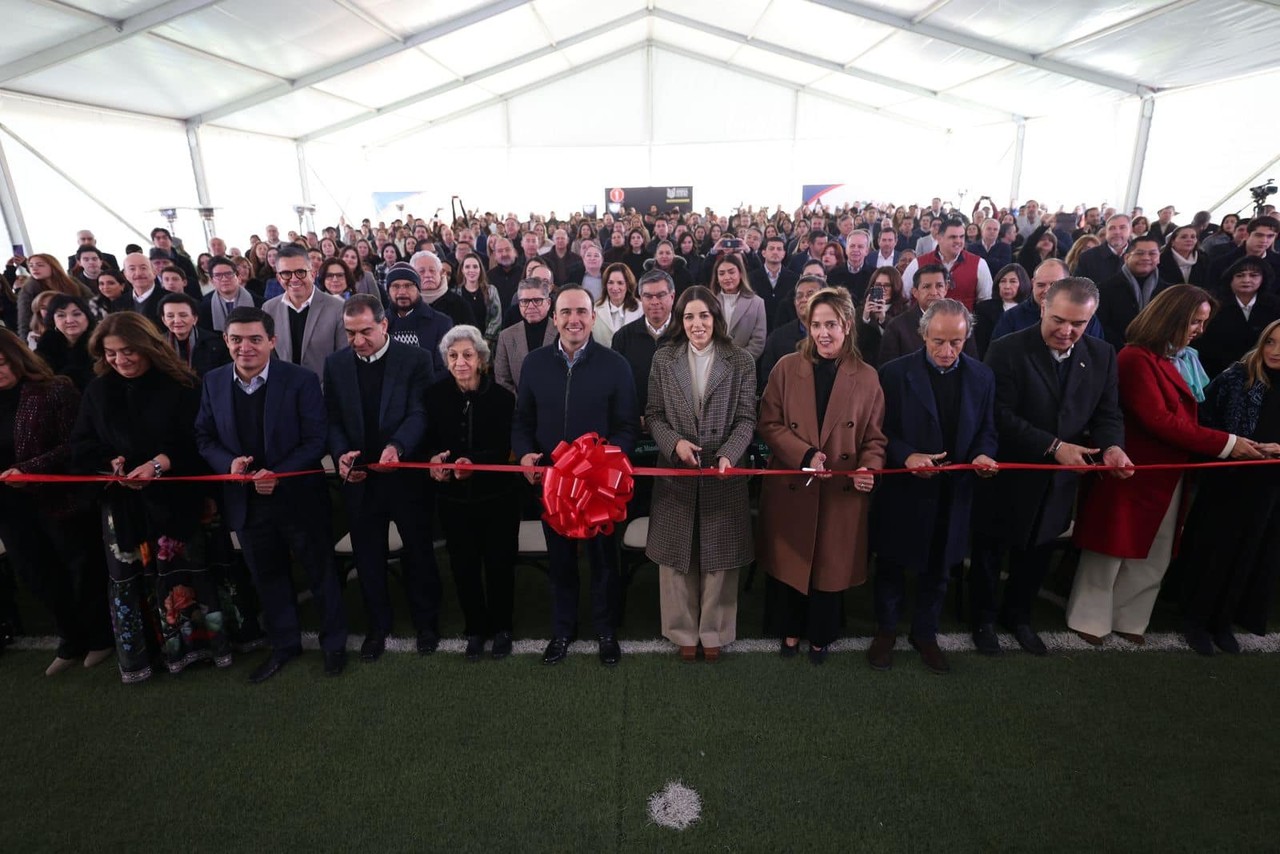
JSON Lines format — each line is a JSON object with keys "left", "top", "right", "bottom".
{"left": 1066, "top": 479, "right": 1182, "bottom": 636}
{"left": 659, "top": 565, "right": 740, "bottom": 648}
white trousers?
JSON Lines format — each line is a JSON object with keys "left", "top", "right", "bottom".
{"left": 1066, "top": 479, "right": 1182, "bottom": 636}
{"left": 659, "top": 565, "right": 740, "bottom": 648}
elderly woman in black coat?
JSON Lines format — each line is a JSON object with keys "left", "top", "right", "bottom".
{"left": 644, "top": 286, "right": 757, "bottom": 662}
{"left": 426, "top": 324, "right": 518, "bottom": 662}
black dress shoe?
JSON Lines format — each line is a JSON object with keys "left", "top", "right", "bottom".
{"left": 464, "top": 635, "right": 485, "bottom": 662}
{"left": 808, "top": 644, "right": 829, "bottom": 665}
{"left": 1183, "top": 627, "right": 1214, "bottom": 656}
{"left": 491, "top": 631, "right": 513, "bottom": 660}
{"left": 323, "top": 650, "right": 347, "bottom": 677}
{"left": 416, "top": 631, "right": 440, "bottom": 656}
{"left": 867, "top": 631, "right": 896, "bottom": 671}
{"left": 598, "top": 635, "right": 621, "bottom": 667}
{"left": 248, "top": 648, "right": 301, "bottom": 684}
{"left": 360, "top": 634, "right": 386, "bottom": 662}
{"left": 779, "top": 639, "right": 799, "bottom": 658}
{"left": 1213, "top": 629, "right": 1240, "bottom": 654}
{"left": 971, "top": 623, "right": 1002, "bottom": 656}
{"left": 1008, "top": 623, "right": 1048, "bottom": 656}
{"left": 909, "top": 635, "right": 951, "bottom": 675}
{"left": 543, "top": 637, "right": 571, "bottom": 665}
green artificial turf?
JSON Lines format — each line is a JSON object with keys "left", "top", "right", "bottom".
{"left": 3, "top": 646, "right": 1279, "bottom": 853}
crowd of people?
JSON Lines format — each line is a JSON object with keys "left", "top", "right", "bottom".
{"left": 0, "top": 193, "right": 1278, "bottom": 682}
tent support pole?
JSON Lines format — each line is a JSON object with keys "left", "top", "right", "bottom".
{"left": 296, "top": 142, "right": 315, "bottom": 234}
{"left": 1207, "top": 152, "right": 1280, "bottom": 215}
{"left": 1008, "top": 117, "right": 1025, "bottom": 208}
{"left": 0, "top": 131, "right": 31, "bottom": 252}
{"left": 1123, "top": 95, "right": 1155, "bottom": 214}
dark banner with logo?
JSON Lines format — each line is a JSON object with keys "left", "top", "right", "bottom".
{"left": 605, "top": 186, "right": 694, "bottom": 215}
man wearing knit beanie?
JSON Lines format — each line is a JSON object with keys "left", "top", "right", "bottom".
{"left": 385, "top": 261, "right": 451, "bottom": 378}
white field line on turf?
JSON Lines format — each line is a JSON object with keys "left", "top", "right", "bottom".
{"left": 12, "top": 632, "right": 1280, "bottom": 654}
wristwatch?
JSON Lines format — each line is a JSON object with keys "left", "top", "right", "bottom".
{"left": 151, "top": 459, "right": 164, "bottom": 477}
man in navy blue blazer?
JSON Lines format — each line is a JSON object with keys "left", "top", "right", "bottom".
{"left": 324, "top": 294, "right": 440, "bottom": 661}
{"left": 871, "top": 300, "right": 999, "bottom": 674}
{"left": 512, "top": 286, "right": 639, "bottom": 667}
{"left": 195, "top": 306, "right": 349, "bottom": 683}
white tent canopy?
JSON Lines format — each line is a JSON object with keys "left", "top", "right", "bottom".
{"left": 1, "top": 0, "right": 1278, "bottom": 255}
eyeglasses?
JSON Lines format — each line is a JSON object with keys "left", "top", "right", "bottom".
{"left": 324, "top": 272, "right": 347, "bottom": 280}
{"left": 276, "top": 269, "right": 308, "bottom": 281}
{"left": 518, "top": 298, "right": 548, "bottom": 307}
{"left": 639, "top": 291, "right": 671, "bottom": 301}
{"left": 211, "top": 271, "right": 236, "bottom": 280}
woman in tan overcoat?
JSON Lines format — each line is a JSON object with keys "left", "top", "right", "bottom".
{"left": 645, "top": 286, "right": 758, "bottom": 662}
{"left": 758, "top": 287, "right": 887, "bottom": 663}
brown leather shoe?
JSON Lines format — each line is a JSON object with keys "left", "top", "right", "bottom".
{"left": 1114, "top": 631, "right": 1145, "bottom": 646}
{"left": 1074, "top": 630, "right": 1105, "bottom": 646}
{"left": 867, "top": 631, "right": 896, "bottom": 671}
{"left": 679, "top": 646, "right": 697, "bottom": 662}
{"left": 702, "top": 646, "right": 720, "bottom": 663}
{"left": 909, "top": 635, "right": 951, "bottom": 675}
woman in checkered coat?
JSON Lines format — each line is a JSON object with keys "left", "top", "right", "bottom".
{"left": 644, "top": 286, "right": 758, "bottom": 662}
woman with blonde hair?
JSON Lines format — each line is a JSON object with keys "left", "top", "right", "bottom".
{"left": 758, "top": 287, "right": 886, "bottom": 662}
{"left": 1065, "top": 234, "right": 1100, "bottom": 275}
{"left": 1180, "top": 319, "right": 1280, "bottom": 653}
{"left": 71, "top": 312, "right": 231, "bottom": 683}
{"left": 17, "top": 253, "right": 97, "bottom": 341}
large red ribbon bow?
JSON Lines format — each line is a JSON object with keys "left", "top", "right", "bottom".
{"left": 540, "top": 433, "right": 635, "bottom": 539}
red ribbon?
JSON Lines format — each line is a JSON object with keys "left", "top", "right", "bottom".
{"left": 4, "top": 455, "right": 1278, "bottom": 486}
{"left": 538, "top": 433, "right": 634, "bottom": 539}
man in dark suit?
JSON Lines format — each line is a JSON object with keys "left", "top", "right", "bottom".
{"left": 512, "top": 286, "right": 639, "bottom": 667}
{"left": 195, "top": 307, "right": 349, "bottom": 683}
{"left": 871, "top": 264, "right": 977, "bottom": 367}
{"left": 974, "top": 278, "right": 1131, "bottom": 655}
{"left": 1074, "top": 214, "right": 1131, "bottom": 284}
{"left": 611, "top": 269, "right": 676, "bottom": 416}
{"left": 871, "top": 299, "right": 999, "bottom": 674}
{"left": 1196, "top": 256, "right": 1280, "bottom": 377}
{"left": 113, "top": 251, "right": 165, "bottom": 328}
{"left": 543, "top": 227, "right": 585, "bottom": 287}
{"left": 1095, "top": 235, "right": 1168, "bottom": 348}
{"left": 324, "top": 294, "right": 441, "bottom": 660}
{"left": 68, "top": 229, "right": 118, "bottom": 273}
{"left": 967, "top": 218, "right": 1012, "bottom": 273}
{"left": 872, "top": 227, "right": 902, "bottom": 270}
{"left": 494, "top": 278, "right": 557, "bottom": 394}
{"left": 748, "top": 236, "right": 799, "bottom": 332}
{"left": 991, "top": 259, "right": 1105, "bottom": 343}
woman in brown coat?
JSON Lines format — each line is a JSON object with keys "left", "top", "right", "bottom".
{"left": 644, "top": 286, "right": 757, "bottom": 662}
{"left": 758, "top": 287, "right": 887, "bottom": 663}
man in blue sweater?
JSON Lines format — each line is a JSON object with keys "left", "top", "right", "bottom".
{"left": 512, "top": 286, "right": 640, "bottom": 667}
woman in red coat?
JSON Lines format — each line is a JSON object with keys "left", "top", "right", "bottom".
{"left": 1066, "top": 286, "right": 1266, "bottom": 643}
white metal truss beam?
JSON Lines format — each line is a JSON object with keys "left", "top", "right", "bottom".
{"left": 807, "top": 0, "right": 1152, "bottom": 94}
{"left": 189, "top": 0, "right": 528, "bottom": 126}
{"left": 0, "top": 0, "right": 222, "bottom": 85}
{"left": 651, "top": 9, "right": 1022, "bottom": 121}
{"left": 298, "top": 8, "right": 649, "bottom": 143}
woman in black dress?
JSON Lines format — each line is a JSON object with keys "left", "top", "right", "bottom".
{"left": 71, "top": 312, "right": 231, "bottom": 683}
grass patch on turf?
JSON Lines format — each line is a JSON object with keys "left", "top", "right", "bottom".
{"left": 3, "top": 646, "right": 1279, "bottom": 853}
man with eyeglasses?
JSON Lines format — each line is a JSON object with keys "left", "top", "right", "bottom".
{"left": 1096, "top": 235, "right": 1171, "bottom": 349}
{"left": 200, "top": 256, "right": 262, "bottom": 332}
{"left": 494, "top": 277, "right": 557, "bottom": 394}
{"left": 261, "top": 244, "right": 347, "bottom": 379}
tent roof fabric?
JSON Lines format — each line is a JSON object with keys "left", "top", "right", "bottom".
{"left": 2, "top": 0, "right": 1277, "bottom": 144}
